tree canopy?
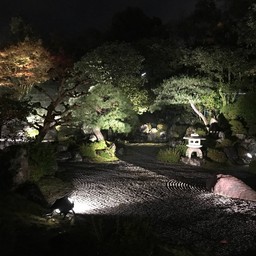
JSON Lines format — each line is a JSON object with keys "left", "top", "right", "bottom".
{"left": 72, "top": 42, "right": 149, "bottom": 113}
{"left": 0, "top": 39, "right": 53, "bottom": 97}
{"left": 151, "top": 76, "right": 220, "bottom": 126}
{"left": 72, "top": 83, "right": 138, "bottom": 141}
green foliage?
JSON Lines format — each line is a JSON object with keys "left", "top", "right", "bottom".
{"left": 73, "top": 42, "right": 149, "bottom": 113}
{"left": 97, "top": 142, "right": 117, "bottom": 160}
{"left": 175, "top": 143, "right": 187, "bottom": 156}
{"left": 157, "top": 147, "right": 181, "bottom": 163}
{"left": 195, "top": 128, "right": 207, "bottom": 137}
{"left": 223, "top": 93, "right": 256, "bottom": 123}
{"left": 72, "top": 83, "right": 139, "bottom": 136}
{"left": 221, "top": 103, "right": 239, "bottom": 120}
{"left": 27, "top": 143, "right": 57, "bottom": 182}
{"left": 222, "top": 93, "right": 256, "bottom": 135}
{"left": 215, "top": 139, "right": 233, "bottom": 148}
{"left": 74, "top": 42, "right": 144, "bottom": 85}
{"left": 79, "top": 140, "right": 118, "bottom": 162}
{"left": 156, "top": 123, "right": 168, "bottom": 131}
{"left": 80, "top": 141, "right": 107, "bottom": 158}
{"left": 151, "top": 76, "right": 218, "bottom": 113}
{"left": 207, "top": 148, "right": 228, "bottom": 163}
{"left": 182, "top": 47, "right": 243, "bottom": 85}
{"left": 229, "top": 120, "right": 247, "bottom": 135}
{"left": 170, "top": 124, "right": 188, "bottom": 139}
{"left": 236, "top": 93, "right": 256, "bottom": 127}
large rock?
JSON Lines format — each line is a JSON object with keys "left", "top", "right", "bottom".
{"left": 206, "top": 174, "right": 256, "bottom": 201}
{"left": 181, "top": 156, "right": 204, "bottom": 166}
{"left": 0, "top": 145, "right": 30, "bottom": 190}
{"left": 10, "top": 147, "right": 29, "bottom": 187}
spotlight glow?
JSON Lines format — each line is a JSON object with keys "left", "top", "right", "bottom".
{"left": 247, "top": 153, "right": 252, "bottom": 158}
{"left": 69, "top": 194, "right": 112, "bottom": 214}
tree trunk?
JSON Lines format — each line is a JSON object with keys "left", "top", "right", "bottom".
{"left": 35, "top": 123, "right": 52, "bottom": 143}
{"left": 93, "top": 127, "right": 105, "bottom": 141}
{"left": 189, "top": 100, "right": 209, "bottom": 130}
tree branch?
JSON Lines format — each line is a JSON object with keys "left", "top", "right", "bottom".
{"left": 189, "top": 100, "right": 209, "bottom": 129}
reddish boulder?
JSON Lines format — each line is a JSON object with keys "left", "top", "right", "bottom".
{"left": 207, "top": 174, "right": 256, "bottom": 202}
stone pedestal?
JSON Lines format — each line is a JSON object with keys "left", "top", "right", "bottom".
{"left": 185, "top": 147, "right": 203, "bottom": 159}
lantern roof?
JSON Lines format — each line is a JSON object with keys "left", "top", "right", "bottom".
{"left": 183, "top": 133, "right": 206, "bottom": 140}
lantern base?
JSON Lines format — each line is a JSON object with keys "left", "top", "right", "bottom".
{"left": 186, "top": 147, "right": 203, "bottom": 159}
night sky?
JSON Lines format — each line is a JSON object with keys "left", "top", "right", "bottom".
{"left": 1, "top": 0, "right": 198, "bottom": 37}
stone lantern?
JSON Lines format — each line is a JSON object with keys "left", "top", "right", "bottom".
{"left": 183, "top": 133, "right": 206, "bottom": 159}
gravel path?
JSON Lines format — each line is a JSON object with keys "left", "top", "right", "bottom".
{"left": 57, "top": 145, "right": 256, "bottom": 256}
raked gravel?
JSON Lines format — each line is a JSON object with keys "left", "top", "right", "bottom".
{"left": 57, "top": 151, "right": 256, "bottom": 256}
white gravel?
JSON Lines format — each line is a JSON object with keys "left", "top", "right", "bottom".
{"left": 57, "top": 149, "right": 256, "bottom": 256}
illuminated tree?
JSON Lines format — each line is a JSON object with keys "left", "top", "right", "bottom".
{"left": 27, "top": 55, "right": 90, "bottom": 143}
{"left": 72, "top": 83, "right": 138, "bottom": 141}
{"left": 0, "top": 39, "right": 53, "bottom": 97}
{"left": 73, "top": 42, "right": 149, "bottom": 114}
{"left": 151, "top": 76, "right": 220, "bottom": 127}
{"left": 181, "top": 47, "right": 247, "bottom": 106}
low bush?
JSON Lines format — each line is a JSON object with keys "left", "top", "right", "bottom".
{"left": 215, "top": 138, "right": 233, "bottom": 148}
{"left": 157, "top": 147, "right": 181, "bottom": 163}
{"left": 229, "top": 120, "right": 247, "bottom": 135}
{"left": 175, "top": 143, "right": 187, "bottom": 156}
{"left": 80, "top": 140, "right": 118, "bottom": 162}
{"left": 207, "top": 148, "right": 228, "bottom": 163}
{"left": 80, "top": 140, "right": 107, "bottom": 158}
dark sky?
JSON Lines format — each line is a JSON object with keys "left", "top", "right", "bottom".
{"left": 1, "top": 0, "right": 198, "bottom": 36}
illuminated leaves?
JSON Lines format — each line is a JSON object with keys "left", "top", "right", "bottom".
{"left": 152, "top": 76, "right": 217, "bottom": 110}
{"left": 0, "top": 39, "right": 54, "bottom": 96}
{"left": 72, "top": 83, "right": 138, "bottom": 135}
{"left": 73, "top": 42, "right": 149, "bottom": 113}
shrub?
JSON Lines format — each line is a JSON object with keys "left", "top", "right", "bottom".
{"left": 80, "top": 140, "right": 118, "bottom": 162}
{"left": 157, "top": 147, "right": 181, "bottom": 163}
{"left": 156, "top": 123, "right": 168, "bottom": 131}
{"left": 229, "top": 120, "right": 247, "bottom": 135}
{"left": 175, "top": 143, "right": 187, "bottom": 156}
{"left": 215, "top": 138, "right": 233, "bottom": 148}
{"left": 195, "top": 128, "right": 207, "bottom": 137}
{"left": 27, "top": 143, "right": 57, "bottom": 182}
{"left": 80, "top": 140, "right": 107, "bottom": 159}
{"left": 207, "top": 148, "right": 227, "bottom": 163}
